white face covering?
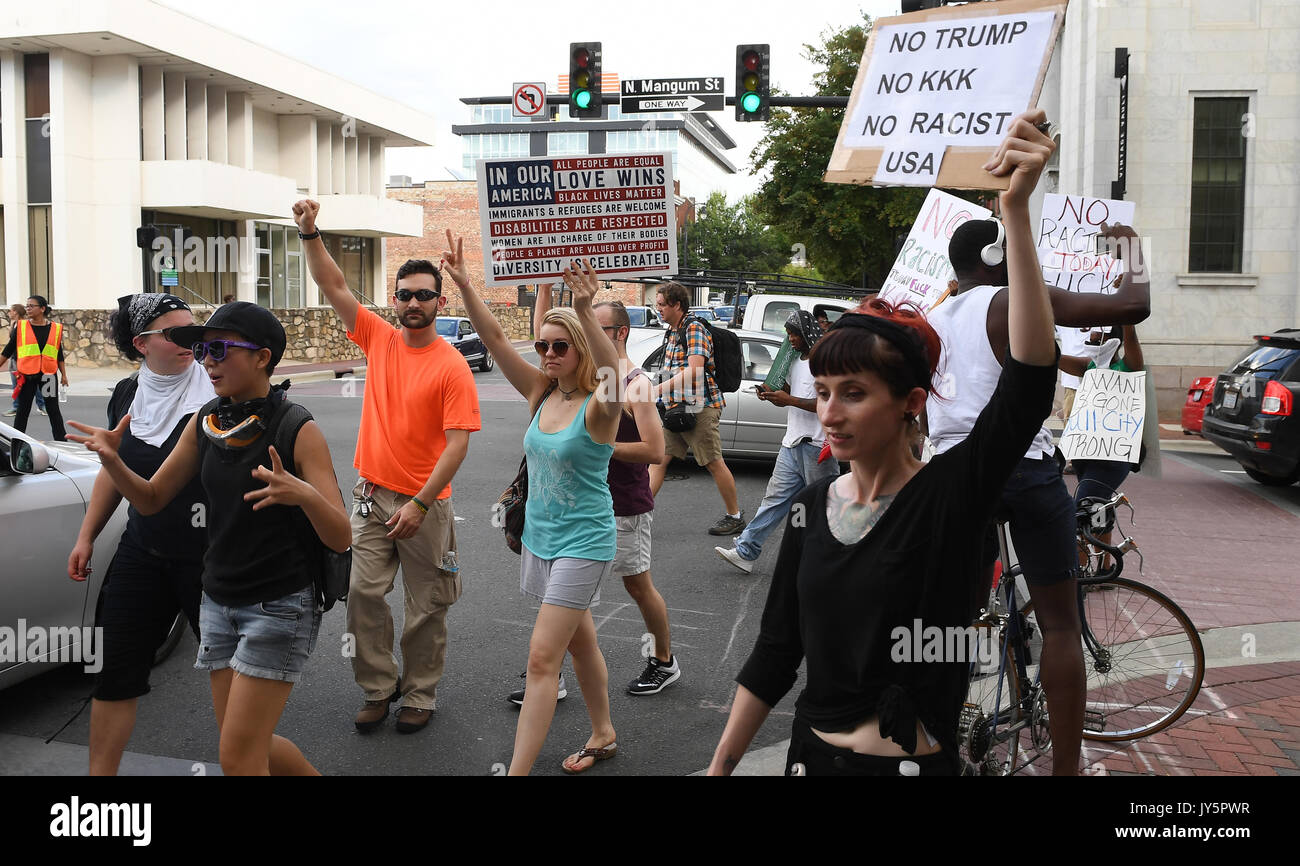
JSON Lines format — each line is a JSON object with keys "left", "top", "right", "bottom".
{"left": 130, "top": 359, "right": 216, "bottom": 448}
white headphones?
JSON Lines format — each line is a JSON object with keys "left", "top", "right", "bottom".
{"left": 980, "top": 219, "right": 1006, "bottom": 268}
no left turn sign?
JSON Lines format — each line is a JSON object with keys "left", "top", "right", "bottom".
{"left": 512, "top": 82, "right": 546, "bottom": 118}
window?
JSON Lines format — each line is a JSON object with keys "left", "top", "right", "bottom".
{"left": 547, "top": 132, "right": 589, "bottom": 155}
{"left": 741, "top": 339, "right": 778, "bottom": 382}
{"left": 1189, "top": 96, "right": 1249, "bottom": 273}
{"left": 254, "top": 223, "right": 308, "bottom": 307}
{"left": 462, "top": 132, "right": 531, "bottom": 172}
{"left": 28, "top": 206, "right": 53, "bottom": 303}
{"left": 324, "top": 233, "right": 372, "bottom": 305}
{"left": 761, "top": 301, "right": 799, "bottom": 333}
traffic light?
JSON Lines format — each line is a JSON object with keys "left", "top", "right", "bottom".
{"left": 735, "top": 44, "right": 770, "bottom": 122}
{"left": 568, "top": 42, "right": 602, "bottom": 119}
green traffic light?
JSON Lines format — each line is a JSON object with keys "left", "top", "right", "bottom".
{"left": 575, "top": 90, "right": 592, "bottom": 109}
{"left": 741, "top": 92, "right": 762, "bottom": 113}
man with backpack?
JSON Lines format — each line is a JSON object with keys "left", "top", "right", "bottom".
{"left": 649, "top": 281, "right": 746, "bottom": 536}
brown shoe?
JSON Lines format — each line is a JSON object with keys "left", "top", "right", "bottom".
{"left": 395, "top": 706, "right": 433, "bottom": 734}
{"left": 354, "top": 688, "right": 400, "bottom": 733}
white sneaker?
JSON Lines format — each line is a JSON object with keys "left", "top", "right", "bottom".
{"left": 2, "top": 409, "right": 14, "bottom": 417}
{"left": 715, "top": 546, "right": 755, "bottom": 574}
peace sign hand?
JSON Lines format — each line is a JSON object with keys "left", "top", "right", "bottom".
{"left": 244, "top": 446, "right": 309, "bottom": 511}
{"left": 440, "top": 229, "right": 471, "bottom": 290}
{"left": 67, "top": 415, "right": 131, "bottom": 464}
{"left": 563, "top": 259, "right": 600, "bottom": 310}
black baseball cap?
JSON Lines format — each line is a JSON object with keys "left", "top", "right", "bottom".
{"left": 167, "top": 301, "right": 286, "bottom": 368}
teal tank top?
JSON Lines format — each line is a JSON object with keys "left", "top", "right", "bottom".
{"left": 522, "top": 390, "right": 616, "bottom": 561}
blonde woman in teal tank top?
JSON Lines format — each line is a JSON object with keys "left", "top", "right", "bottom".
{"left": 444, "top": 239, "right": 624, "bottom": 775}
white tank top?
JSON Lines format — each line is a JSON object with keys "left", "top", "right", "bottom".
{"left": 926, "top": 285, "right": 1055, "bottom": 460}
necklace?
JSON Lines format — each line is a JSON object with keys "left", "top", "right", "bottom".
{"left": 557, "top": 384, "right": 579, "bottom": 401}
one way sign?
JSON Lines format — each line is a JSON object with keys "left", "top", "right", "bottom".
{"left": 620, "top": 77, "right": 725, "bottom": 113}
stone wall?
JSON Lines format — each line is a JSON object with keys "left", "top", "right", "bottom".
{"left": 55, "top": 304, "right": 535, "bottom": 367}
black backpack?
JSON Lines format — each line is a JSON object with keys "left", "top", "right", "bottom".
{"left": 669, "top": 314, "right": 743, "bottom": 394}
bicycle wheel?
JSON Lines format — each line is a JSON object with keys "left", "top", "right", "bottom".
{"left": 960, "top": 622, "right": 1036, "bottom": 775}
{"left": 1079, "top": 577, "right": 1205, "bottom": 741}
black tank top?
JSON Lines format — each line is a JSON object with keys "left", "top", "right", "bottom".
{"left": 194, "top": 393, "right": 315, "bottom": 607}
{"left": 606, "top": 371, "right": 654, "bottom": 517}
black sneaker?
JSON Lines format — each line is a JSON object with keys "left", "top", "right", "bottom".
{"left": 626, "top": 655, "right": 681, "bottom": 696}
{"left": 708, "top": 512, "right": 747, "bottom": 536}
{"left": 507, "top": 671, "right": 567, "bottom": 706}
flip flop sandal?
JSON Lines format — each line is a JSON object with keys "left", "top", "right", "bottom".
{"left": 561, "top": 742, "right": 618, "bottom": 774}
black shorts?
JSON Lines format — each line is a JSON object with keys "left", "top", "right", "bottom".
{"left": 995, "top": 455, "right": 1079, "bottom": 587}
{"left": 91, "top": 538, "right": 203, "bottom": 702}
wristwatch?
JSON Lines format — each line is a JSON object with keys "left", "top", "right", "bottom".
{"left": 298, "top": 228, "right": 321, "bottom": 240}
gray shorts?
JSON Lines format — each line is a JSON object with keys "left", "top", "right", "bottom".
{"left": 520, "top": 547, "right": 612, "bottom": 610}
{"left": 611, "top": 512, "right": 653, "bottom": 578}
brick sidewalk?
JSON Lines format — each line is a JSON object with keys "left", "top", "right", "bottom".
{"left": 1015, "top": 661, "right": 1300, "bottom": 776}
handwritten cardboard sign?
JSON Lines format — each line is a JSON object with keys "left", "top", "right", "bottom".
{"left": 880, "top": 189, "right": 992, "bottom": 311}
{"left": 826, "top": 0, "right": 1068, "bottom": 189}
{"left": 1060, "top": 368, "right": 1146, "bottom": 464}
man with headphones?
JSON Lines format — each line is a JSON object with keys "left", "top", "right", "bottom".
{"left": 925, "top": 214, "right": 1150, "bottom": 775}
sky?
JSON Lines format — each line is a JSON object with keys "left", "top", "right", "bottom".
{"left": 158, "top": 0, "right": 903, "bottom": 202}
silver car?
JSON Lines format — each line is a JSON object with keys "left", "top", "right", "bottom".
{"left": 0, "top": 424, "right": 184, "bottom": 691}
{"left": 631, "top": 327, "right": 792, "bottom": 460}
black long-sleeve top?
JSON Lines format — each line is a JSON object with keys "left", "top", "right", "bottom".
{"left": 736, "top": 351, "right": 1059, "bottom": 756}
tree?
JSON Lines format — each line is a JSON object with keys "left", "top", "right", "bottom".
{"left": 677, "top": 192, "right": 793, "bottom": 276}
{"left": 750, "top": 15, "right": 984, "bottom": 289}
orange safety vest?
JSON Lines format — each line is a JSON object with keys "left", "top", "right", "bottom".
{"left": 15, "top": 319, "right": 62, "bottom": 375}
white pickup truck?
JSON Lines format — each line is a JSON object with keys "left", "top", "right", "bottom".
{"left": 740, "top": 292, "right": 865, "bottom": 335}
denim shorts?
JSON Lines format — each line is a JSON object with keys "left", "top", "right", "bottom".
{"left": 997, "top": 455, "right": 1079, "bottom": 586}
{"left": 195, "top": 585, "right": 321, "bottom": 682}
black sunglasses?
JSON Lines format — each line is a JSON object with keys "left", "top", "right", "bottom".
{"left": 395, "top": 289, "right": 440, "bottom": 302}
{"left": 534, "top": 340, "right": 571, "bottom": 357}
{"left": 191, "top": 339, "right": 263, "bottom": 362}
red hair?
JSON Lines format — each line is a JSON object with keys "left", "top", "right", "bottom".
{"left": 810, "top": 297, "right": 944, "bottom": 398}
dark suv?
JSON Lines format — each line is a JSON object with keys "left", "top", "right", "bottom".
{"left": 1202, "top": 329, "right": 1300, "bottom": 486}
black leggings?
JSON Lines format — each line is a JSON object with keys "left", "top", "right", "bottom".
{"left": 784, "top": 717, "right": 959, "bottom": 776}
{"left": 14, "top": 373, "right": 65, "bottom": 440}
{"left": 92, "top": 538, "right": 203, "bottom": 701}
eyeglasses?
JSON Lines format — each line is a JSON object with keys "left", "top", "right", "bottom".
{"left": 533, "top": 340, "right": 571, "bottom": 357}
{"left": 394, "top": 289, "right": 440, "bottom": 302}
{"left": 191, "top": 339, "right": 263, "bottom": 362}
{"left": 137, "top": 328, "right": 169, "bottom": 338}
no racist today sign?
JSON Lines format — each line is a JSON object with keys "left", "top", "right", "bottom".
{"left": 826, "top": 0, "right": 1067, "bottom": 189}
{"left": 475, "top": 152, "right": 678, "bottom": 288}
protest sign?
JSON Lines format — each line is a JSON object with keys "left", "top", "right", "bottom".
{"left": 1037, "top": 193, "right": 1136, "bottom": 388}
{"left": 826, "top": 0, "right": 1067, "bottom": 189}
{"left": 1060, "top": 367, "right": 1146, "bottom": 464}
{"left": 476, "top": 152, "right": 678, "bottom": 287}
{"left": 763, "top": 336, "right": 797, "bottom": 391}
{"left": 879, "top": 188, "right": 992, "bottom": 311}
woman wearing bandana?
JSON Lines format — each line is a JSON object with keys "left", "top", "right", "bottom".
{"left": 66, "top": 294, "right": 214, "bottom": 775}
{"left": 70, "top": 302, "right": 350, "bottom": 776}
{"left": 715, "top": 311, "right": 840, "bottom": 574}
{"left": 709, "top": 111, "right": 1060, "bottom": 775}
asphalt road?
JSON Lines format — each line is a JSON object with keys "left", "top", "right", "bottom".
{"left": 2, "top": 362, "right": 795, "bottom": 776}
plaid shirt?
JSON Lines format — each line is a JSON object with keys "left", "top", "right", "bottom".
{"left": 663, "top": 318, "right": 723, "bottom": 409}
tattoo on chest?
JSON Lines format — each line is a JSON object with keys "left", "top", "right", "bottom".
{"left": 827, "top": 484, "right": 895, "bottom": 545}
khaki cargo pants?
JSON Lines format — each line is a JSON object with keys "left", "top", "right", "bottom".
{"left": 346, "top": 478, "right": 461, "bottom": 710}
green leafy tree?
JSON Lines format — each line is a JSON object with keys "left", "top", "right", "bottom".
{"left": 678, "top": 192, "right": 793, "bottom": 277}
{"left": 750, "top": 15, "right": 986, "bottom": 289}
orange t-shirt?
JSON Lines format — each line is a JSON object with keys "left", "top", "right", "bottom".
{"left": 348, "top": 306, "right": 481, "bottom": 498}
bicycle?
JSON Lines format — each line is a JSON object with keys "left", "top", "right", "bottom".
{"left": 958, "top": 490, "right": 1206, "bottom": 776}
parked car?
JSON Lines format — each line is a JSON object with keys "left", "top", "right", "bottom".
{"left": 740, "top": 293, "right": 860, "bottom": 335}
{"left": 0, "top": 425, "right": 188, "bottom": 691}
{"left": 688, "top": 307, "right": 717, "bottom": 322}
{"left": 1181, "top": 376, "right": 1215, "bottom": 435}
{"left": 624, "top": 305, "right": 664, "bottom": 331}
{"left": 1201, "top": 329, "right": 1300, "bottom": 486}
{"left": 437, "top": 317, "right": 493, "bottom": 372}
{"left": 631, "top": 327, "right": 790, "bottom": 460}
{"left": 713, "top": 305, "right": 736, "bottom": 325}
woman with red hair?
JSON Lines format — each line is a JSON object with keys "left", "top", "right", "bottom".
{"left": 709, "top": 112, "right": 1060, "bottom": 776}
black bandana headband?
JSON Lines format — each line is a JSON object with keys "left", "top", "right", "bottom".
{"left": 828, "top": 312, "right": 933, "bottom": 391}
{"left": 117, "top": 293, "right": 190, "bottom": 337}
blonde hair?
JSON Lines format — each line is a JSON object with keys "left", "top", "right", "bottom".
{"left": 539, "top": 307, "right": 600, "bottom": 394}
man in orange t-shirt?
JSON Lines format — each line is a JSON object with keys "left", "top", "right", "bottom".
{"left": 295, "top": 199, "right": 481, "bottom": 735}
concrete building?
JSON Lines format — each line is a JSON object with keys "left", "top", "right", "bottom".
{"left": 0, "top": 0, "right": 434, "bottom": 363}
{"left": 1039, "top": 0, "right": 1300, "bottom": 414}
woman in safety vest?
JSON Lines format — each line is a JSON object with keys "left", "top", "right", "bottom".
{"left": 0, "top": 295, "right": 68, "bottom": 440}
